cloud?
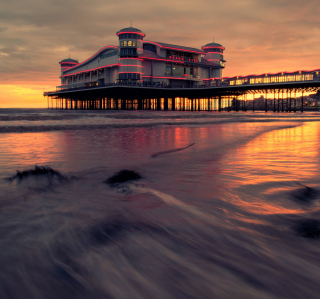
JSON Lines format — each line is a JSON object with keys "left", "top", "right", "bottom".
{"left": 1, "top": 0, "right": 320, "bottom": 105}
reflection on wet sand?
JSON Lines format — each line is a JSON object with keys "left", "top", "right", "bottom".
{"left": 2, "top": 112, "right": 320, "bottom": 298}
{"left": 241, "top": 122, "right": 320, "bottom": 182}
{"left": 0, "top": 132, "right": 63, "bottom": 178}
{"left": 221, "top": 122, "right": 320, "bottom": 214}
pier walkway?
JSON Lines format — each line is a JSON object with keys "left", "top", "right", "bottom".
{"left": 44, "top": 69, "right": 320, "bottom": 112}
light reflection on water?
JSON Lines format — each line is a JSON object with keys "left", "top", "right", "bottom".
{"left": 0, "top": 132, "right": 65, "bottom": 178}
{"left": 225, "top": 121, "right": 320, "bottom": 183}
{"left": 220, "top": 122, "right": 320, "bottom": 215}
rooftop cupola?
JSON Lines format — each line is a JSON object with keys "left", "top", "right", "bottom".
{"left": 116, "top": 27, "right": 146, "bottom": 39}
{"left": 202, "top": 42, "right": 225, "bottom": 53}
{"left": 59, "top": 58, "right": 79, "bottom": 70}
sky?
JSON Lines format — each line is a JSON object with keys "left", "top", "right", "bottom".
{"left": 1, "top": 0, "right": 320, "bottom": 108}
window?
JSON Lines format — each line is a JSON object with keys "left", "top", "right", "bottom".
{"left": 100, "top": 50, "right": 119, "bottom": 59}
{"left": 305, "top": 74, "right": 313, "bottom": 80}
{"left": 193, "top": 67, "right": 198, "bottom": 76}
{"left": 120, "top": 40, "right": 136, "bottom": 48}
{"left": 206, "top": 48, "right": 223, "bottom": 53}
{"left": 230, "top": 79, "right": 246, "bottom": 85}
{"left": 143, "top": 43, "right": 157, "bottom": 53}
{"left": 184, "top": 66, "right": 191, "bottom": 75}
{"left": 120, "top": 48, "right": 138, "bottom": 56}
{"left": 119, "top": 34, "right": 129, "bottom": 39}
{"left": 166, "top": 63, "right": 171, "bottom": 75}
{"left": 119, "top": 73, "right": 140, "bottom": 80}
{"left": 172, "top": 64, "right": 184, "bottom": 77}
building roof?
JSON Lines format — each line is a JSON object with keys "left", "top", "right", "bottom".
{"left": 61, "top": 46, "right": 118, "bottom": 73}
{"left": 203, "top": 42, "right": 224, "bottom": 49}
{"left": 116, "top": 27, "right": 146, "bottom": 37}
{"left": 140, "top": 51, "right": 222, "bottom": 69}
{"left": 144, "top": 41, "right": 205, "bottom": 54}
{"left": 139, "top": 50, "right": 164, "bottom": 59}
{"left": 59, "top": 58, "right": 78, "bottom": 64}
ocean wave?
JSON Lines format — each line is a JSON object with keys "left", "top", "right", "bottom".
{"left": 1, "top": 164, "right": 320, "bottom": 299}
{"left": 1, "top": 112, "right": 320, "bottom": 298}
{"left": 0, "top": 119, "right": 306, "bottom": 133}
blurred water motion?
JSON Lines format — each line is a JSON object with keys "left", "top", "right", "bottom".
{"left": 1, "top": 109, "right": 320, "bottom": 298}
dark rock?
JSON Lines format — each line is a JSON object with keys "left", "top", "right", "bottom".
{"left": 293, "top": 184, "right": 318, "bottom": 204}
{"left": 6, "top": 165, "right": 67, "bottom": 182}
{"left": 104, "top": 170, "right": 142, "bottom": 185}
{"left": 293, "top": 219, "right": 320, "bottom": 239}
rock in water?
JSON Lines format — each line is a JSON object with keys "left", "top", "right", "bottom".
{"left": 104, "top": 170, "right": 142, "bottom": 185}
{"left": 293, "top": 219, "right": 320, "bottom": 239}
{"left": 6, "top": 165, "right": 67, "bottom": 182}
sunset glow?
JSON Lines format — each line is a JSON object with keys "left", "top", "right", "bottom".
{"left": 0, "top": 84, "right": 55, "bottom": 108}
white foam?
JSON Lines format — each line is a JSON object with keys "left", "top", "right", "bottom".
{"left": 130, "top": 184, "right": 221, "bottom": 225}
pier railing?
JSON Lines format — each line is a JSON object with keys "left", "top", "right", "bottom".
{"left": 208, "top": 70, "right": 320, "bottom": 87}
{"left": 44, "top": 81, "right": 204, "bottom": 95}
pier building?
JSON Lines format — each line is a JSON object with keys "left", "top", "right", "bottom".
{"left": 44, "top": 27, "right": 320, "bottom": 112}
{"left": 58, "top": 27, "right": 226, "bottom": 90}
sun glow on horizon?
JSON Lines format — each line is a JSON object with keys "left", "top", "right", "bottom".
{"left": 0, "top": 84, "right": 57, "bottom": 108}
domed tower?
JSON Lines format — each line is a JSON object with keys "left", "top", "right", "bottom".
{"left": 202, "top": 42, "right": 226, "bottom": 78}
{"left": 59, "top": 58, "right": 79, "bottom": 85}
{"left": 116, "top": 27, "right": 145, "bottom": 83}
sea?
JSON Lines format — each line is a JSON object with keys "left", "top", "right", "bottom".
{"left": 1, "top": 108, "right": 320, "bottom": 299}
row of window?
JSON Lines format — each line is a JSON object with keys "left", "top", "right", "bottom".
{"left": 249, "top": 74, "right": 314, "bottom": 84}
{"left": 165, "top": 63, "right": 198, "bottom": 77}
{"left": 120, "top": 48, "right": 138, "bottom": 56}
{"left": 205, "top": 48, "right": 223, "bottom": 53}
{"left": 61, "top": 63, "right": 74, "bottom": 67}
{"left": 100, "top": 50, "right": 118, "bottom": 60}
{"left": 120, "top": 40, "right": 137, "bottom": 47}
{"left": 119, "top": 34, "right": 143, "bottom": 40}
{"left": 201, "top": 54, "right": 223, "bottom": 60}
{"left": 62, "top": 69, "right": 104, "bottom": 81}
{"left": 228, "top": 74, "right": 314, "bottom": 85}
{"left": 119, "top": 73, "right": 141, "bottom": 80}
